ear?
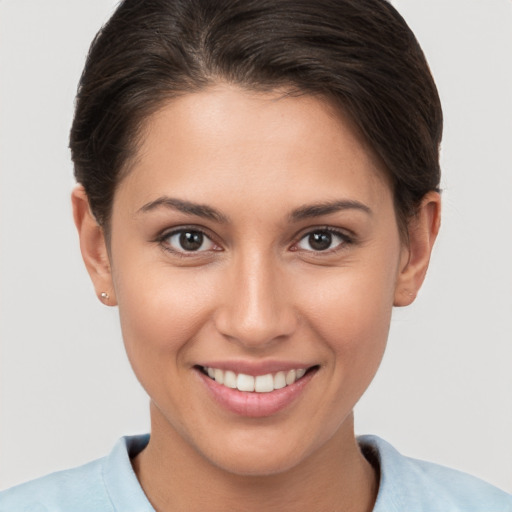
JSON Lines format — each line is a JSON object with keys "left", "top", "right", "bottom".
{"left": 71, "top": 185, "right": 117, "bottom": 306}
{"left": 394, "top": 191, "right": 441, "bottom": 307}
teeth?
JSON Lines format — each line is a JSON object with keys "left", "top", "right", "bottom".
{"left": 285, "top": 369, "right": 296, "bottom": 385}
{"left": 214, "top": 368, "right": 224, "bottom": 385}
{"left": 237, "top": 373, "right": 255, "bottom": 392}
{"left": 273, "top": 371, "right": 286, "bottom": 390}
{"left": 255, "top": 374, "right": 274, "bottom": 393}
{"left": 224, "top": 370, "right": 237, "bottom": 389}
{"left": 214, "top": 368, "right": 224, "bottom": 384}
{"left": 203, "top": 366, "right": 310, "bottom": 393}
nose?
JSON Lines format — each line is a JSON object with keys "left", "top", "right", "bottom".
{"left": 214, "top": 252, "right": 298, "bottom": 350}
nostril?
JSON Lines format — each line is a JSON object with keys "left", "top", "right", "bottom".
{"left": 212, "top": 268, "right": 298, "bottom": 347}
{"left": 214, "top": 309, "right": 299, "bottom": 349}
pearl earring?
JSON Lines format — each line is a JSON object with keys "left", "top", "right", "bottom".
{"left": 100, "top": 292, "right": 109, "bottom": 300}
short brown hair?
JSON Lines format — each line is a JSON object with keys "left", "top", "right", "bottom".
{"left": 70, "top": 0, "right": 442, "bottom": 235}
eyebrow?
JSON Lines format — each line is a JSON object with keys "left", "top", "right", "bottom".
{"left": 289, "top": 200, "right": 372, "bottom": 222}
{"left": 138, "top": 196, "right": 371, "bottom": 224}
{"left": 137, "top": 197, "right": 229, "bottom": 223}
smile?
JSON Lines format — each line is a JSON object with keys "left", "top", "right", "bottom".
{"left": 198, "top": 364, "right": 319, "bottom": 417}
{"left": 202, "top": 366, "right": 308, "bottom": 393}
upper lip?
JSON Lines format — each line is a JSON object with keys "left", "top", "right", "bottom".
{"left": 196, "top": 360, "right": 317, "bottom": 376}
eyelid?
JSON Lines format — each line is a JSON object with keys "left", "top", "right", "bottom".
{"left": 290, "top": 226, "right": 355, "bottom": 253}
{"left": 155, "top": 225, "right": 223, "bottom": 255}
{"left": 153, "top": 224, "right": 354, "bottom": 256}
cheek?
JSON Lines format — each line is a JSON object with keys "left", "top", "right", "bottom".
{"left": 305, "top": 282, "right": 392, "bottom": 375}
{"left": 296, "top": 251, "right": 399, "bottom": 386}
{"left": 301, "top": 256, "right": 396, "bottom": 336}
{"left": 113, "top": 260, "right": 217, "bottom": 385}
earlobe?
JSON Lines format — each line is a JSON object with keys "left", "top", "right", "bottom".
{"left": 394, "top": 191, "right": 441, "bottom": 307}
{"left": 71, "top": 185, "right": 117, "bottom": 306}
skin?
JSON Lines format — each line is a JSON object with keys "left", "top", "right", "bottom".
{"left": 73, "top": 84, "right": 440, "bottom": 512}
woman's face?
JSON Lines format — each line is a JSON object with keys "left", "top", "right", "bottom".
{"left": 105, "top": 85, "right": 409, "bottom": 475}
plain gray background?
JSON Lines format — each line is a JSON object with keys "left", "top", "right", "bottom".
{"left": 1, "top": 0, "right": 511, "bottom": 493}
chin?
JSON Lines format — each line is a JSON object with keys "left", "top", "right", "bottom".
{"left": 196, "top": 428, "right": 326, "bottom": 478}
{"left": 208, "top": 447, "right": 307, "bottom": 477}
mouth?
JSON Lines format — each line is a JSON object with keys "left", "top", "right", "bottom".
{"left": 195, "top": 364, "right": 320, "bottom": 417}
{"left": 199, "top": 365, "right": 316, "bottom": 393}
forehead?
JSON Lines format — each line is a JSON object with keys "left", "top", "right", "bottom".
{"left": 117, "top": 84, "right": 392, "bottom": 216}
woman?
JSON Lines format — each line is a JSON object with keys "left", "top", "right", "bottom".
{"left": 1, "top": 0, "right": 511, "bottom": 510}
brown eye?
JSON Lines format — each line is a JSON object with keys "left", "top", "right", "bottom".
{"left": 180, "top": 231, "right": 204, "bottom": 251}
{"left": 296, "top": 229, "right": 348, "bottom": 252}
{"left": 165, "top": 229, "right": 216, "bottom": 252}
{"left": 308, "top": 232, "right": 332, "bottom": 251}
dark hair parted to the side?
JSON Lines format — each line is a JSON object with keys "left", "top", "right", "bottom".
{"left": 70, "top": 0, "right": 442, "bottom": 234}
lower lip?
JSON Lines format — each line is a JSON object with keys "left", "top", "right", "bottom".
{"left": 197, "top": 368, "right": 317, "bottom": 418}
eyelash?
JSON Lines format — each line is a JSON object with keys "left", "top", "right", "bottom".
{"left": 155, "top": 225, "right": 354, "bottom": 257}
{"left": 292, "top": 227, "right": 354, "bottom": 254}
{"left": 155, "top": 226, "right": 220, "bottom": 258}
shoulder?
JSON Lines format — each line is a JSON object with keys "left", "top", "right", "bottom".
{"left": 0, "top": 435, "right": 152, "bottom": 512}
{"left": 359, "top": 435, "right": 512, "bottom": 512}
{"left": 0, "top": 457, "right": 108, "bottom": 512}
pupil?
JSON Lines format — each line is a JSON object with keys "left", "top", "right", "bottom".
{"left": 309, "top": 231, "right": 331, "bottom": 251}
{"left": 180, "top": 231, "right": 203, "bottom": 251}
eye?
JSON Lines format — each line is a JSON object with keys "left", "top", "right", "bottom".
{"left": 163, "top": 229, "right": 218, "bottom": 253}
{"left": 295, "top": 229, "right": 349, "bottom": 252}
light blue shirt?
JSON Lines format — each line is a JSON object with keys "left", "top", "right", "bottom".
{"left": 1, "top": 434, "right": 511, "bottom": 511}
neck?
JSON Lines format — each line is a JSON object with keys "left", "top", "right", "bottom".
{"left": 132, "top": 404, "right": 378, "bottom": 512}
